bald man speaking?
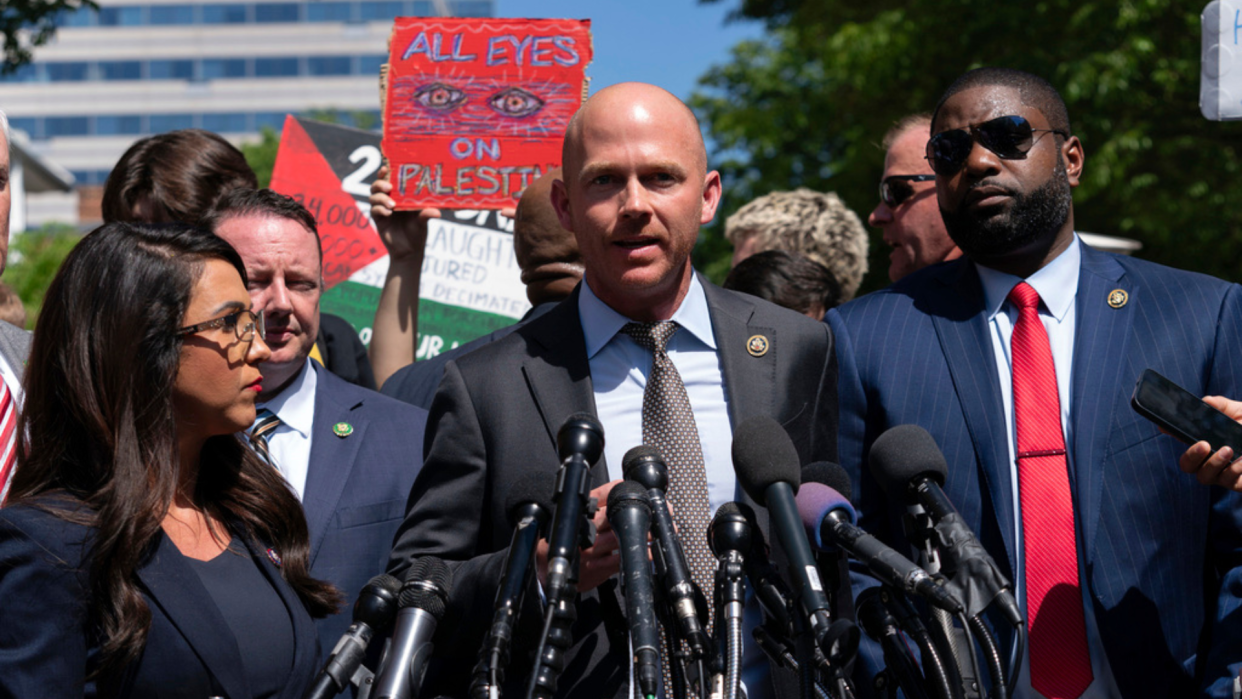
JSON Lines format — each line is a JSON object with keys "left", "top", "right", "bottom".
{"left": 388, "top": 83, "right": 837, "bottom": 699}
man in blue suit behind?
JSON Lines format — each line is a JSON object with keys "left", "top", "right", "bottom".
{"left": 204, "top": 188, "right": 429, "bottom": 655}
{"left": 829, "top": 67, "right": 1242, "bottom": 697}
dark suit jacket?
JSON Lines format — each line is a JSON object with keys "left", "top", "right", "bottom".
{"left": 828, "top": 245, "right": 1242, "bottom": 697}
{"left": 388, "top": 277, "right": 837, "bottom": 699}
{"left": 382, "top": 302, "right": 558, "bottom": 409}
{"left": 303, "top": 363, "right": 428, "bottom": 652}
{"left": 0, "top": 503, "right": 320, "bottom": 698}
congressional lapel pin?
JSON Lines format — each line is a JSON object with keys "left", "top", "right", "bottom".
{"left": 265, "top": 547, "right": 283, "bottom": 567}
{"left": 1107, "top": 289, "right": 1128, "bottom": 309}
{"left": 332, "top": 422, "right": 354, "bottom": 438}
{"left": 747, "top": 335, "right": 770, "bottom": 357}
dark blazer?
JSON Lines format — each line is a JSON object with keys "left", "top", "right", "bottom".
{"left": 388, "top": 276, "right": 838, "bottom": 699}
{"left": 828, "top": 245, "right": 1242, "bottom": 697}
{"left": 381, "top": 302, "right": 558, "bottom": 409}
{"left": 0, "top": 503, "right": 320, "bottom": 698}
{"left": 303, "top": 363, "right": 428, "bottom": 651}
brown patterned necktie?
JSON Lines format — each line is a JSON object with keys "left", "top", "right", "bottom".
{"left": 249, "top": 408, "right": 282, "bottom": 466}
{"left": 621, "top": 321, "right": 715, "bottom": 694}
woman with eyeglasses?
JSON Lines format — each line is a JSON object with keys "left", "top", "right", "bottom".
{"left": 0, "top": 222, "right": 340, "bottom": 697}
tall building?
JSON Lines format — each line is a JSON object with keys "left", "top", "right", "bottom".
{"left": 0, "top": 0, "right": 494, "bottom": 228}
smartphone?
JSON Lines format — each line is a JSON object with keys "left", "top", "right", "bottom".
{"left": 1131, "top": 368, "right": 1242, "bottom": 454}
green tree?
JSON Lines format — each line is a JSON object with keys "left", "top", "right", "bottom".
{"left": 2, "top": 1, "right": 98, "bottom": 74}
{"left": 241, "top": 126, "right": 281, "bottom": 188}
{"left": 692, "top": 1, "right": 1242, "bottom": 294}
{"left": 6, "top": 223, "right": 82, "bottom": 325}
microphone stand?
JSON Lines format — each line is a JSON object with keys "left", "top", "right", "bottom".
{"left": 903, "top": 504, "right": 977, "bottom": 699}
{"left": 880, "top": 588, "right": 959, "bottom": 699}
{"left": 714, "top": 550, "right": 746, "bottom": 699}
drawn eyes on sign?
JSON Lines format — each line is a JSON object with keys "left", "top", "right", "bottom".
{"left": 488, "top": 87, "right": 545, "bottom": 118}
{"left": 415, "top": 82, "right": 468, "bottom": 111}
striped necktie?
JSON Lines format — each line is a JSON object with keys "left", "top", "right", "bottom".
{"left": 1008, "top": 281, "right": 1092, "bottom": 699}
{"left": 0, "top": 381, "right": 18, "bottom": 503}
{"left": 249, "top": 408, "right": 282, "bottom": 466}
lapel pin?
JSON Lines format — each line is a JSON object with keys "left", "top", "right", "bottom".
{"left": 747, "top": 334, "right": 770, "bottom": 357}
{"left": 1107, "top": 289, "right": 1128, "bottom": 309}
{"left": 332, "top": 422, "right": 354, "bottom": 438}
{"left": 265, "top": 547, "right": 283, "bottom": 567}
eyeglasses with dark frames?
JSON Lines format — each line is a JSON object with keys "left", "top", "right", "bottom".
{"left": 925, "top": 115, "right": 1068, "bottom": 176}
{"left": 879, "top": 174, "right": 936, "bottom": 208}
{"left": 176, "top": 309, "right": 265, "bottom": 342}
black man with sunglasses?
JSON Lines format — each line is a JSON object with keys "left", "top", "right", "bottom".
{"left": 868, "top": 113, "right": 961, "bottom": 282}
{"left": 830, "top": 67, "right": 1242, "bottom": 698}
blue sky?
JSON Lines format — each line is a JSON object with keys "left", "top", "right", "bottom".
{"left": 495, "top": 0, "right": 767, "bottom": 101}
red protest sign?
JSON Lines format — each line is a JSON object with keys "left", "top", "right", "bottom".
{"left": 382, "top": 17, "right": 592, "bottom": 210}
{"left": 270, "top": 115, "right": 386, "bottom": 288}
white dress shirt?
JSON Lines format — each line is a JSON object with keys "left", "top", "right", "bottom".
{"left": 253, "top": 359, "right": 317, "bottom": 501}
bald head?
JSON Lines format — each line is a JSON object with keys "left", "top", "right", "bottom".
{"left": 562, "top": 82, "right": 707, "bottom": 180}
{"left": 515, "top": 168, "right": 582, "bottom": 305}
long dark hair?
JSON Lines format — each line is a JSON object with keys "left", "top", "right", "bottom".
{"left": 8, "top": 222, "right": 340, "bottom": 675}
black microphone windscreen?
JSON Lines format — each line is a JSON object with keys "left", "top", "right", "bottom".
{"left": 503, "top": 472, "right": 555, "bottom": 525}
{"left": 607, "top": 480, "right": 651, "bottom": 511}
{"left": 399, "top": 557, "right": 452, "bottom": 619}
{"left": 557, "top": 412, "right": 605, "bottom": 462}
{"left": 803, "top": 461, "right": 853, "bottom": 501}
{"left": 622, "top": 445, "right": 668, "bottom": 491}
{"left": 868, "top": 424, "right": 950, "bottom": 497}
{"left": 354, "top": 573, "right": 402, "bottom": 626}
{"left": 622, "top": 445, "right": 661, "bottom": 475}
{"left": 731, "top": 416, "right": 801, "bottom": 505}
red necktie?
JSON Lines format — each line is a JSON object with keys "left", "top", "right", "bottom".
{"left": 0, "top": 381, "right": 19, "bottom": 504}
{"left": 1007, "top": 282, "right": 1092, "bottom": 699}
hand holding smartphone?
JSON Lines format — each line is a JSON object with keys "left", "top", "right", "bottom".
{"left": 1132, "top": 368, "right": 1242, "bottom": 489}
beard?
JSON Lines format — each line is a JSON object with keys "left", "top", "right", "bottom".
{"left": 940, "top": 155, "right": 1072, "bottom": 260}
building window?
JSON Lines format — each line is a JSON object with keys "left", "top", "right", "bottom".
{"left": 255, "top": 57, "right": 300, "bottom": 77}
{"left": 358, "top": 54, "right": 386, "bottom": 75}
{"left": 95, "top": 115, "right": 143, "bottom": 135}
{"left": 100, "top": 61, "right": 142, "bottom": 81}
{"left": 149, "top": 60, "right": 195, "bottom": 80}
{"left": 149, "top": 114, "right": 196, "bottom": 133}
{"left": 98, "top": 6, "right": 145, "bottom": 26}
{"left": 202, "top": 113, "right": 250, "bottom": 132}
{"left": 307, "top": 56, "right": 351, "bottom": 76}
{"left": 255, "top": 112, "right": 289, "bottom": 131}
{"left": 359, "top": 2, "right": 404, "bottom": 20}
{"left": 149, "top": 6, "right": 196, "bottom": 24}
{"left": 201, "top": 58, "right": 248, "bottom": 79}
{"left": 45, "top": 117, "right": 90, "bottom": 137}
{"left": 46, "top": 63, "right": 89, "bottom": 82}
{"left": 450, "top": 1, "right": 491, "bottom": 17}
{"left": 201, "top": 4, "right": 249, "bottom": 23}
{"left": 306, "top": 2, "right": 353, "bottom": 22}
{"left": 56, "top": 8, "right": 97, "bottom": 27}
{"left": 410, "top": 1, "right": 435, "bottom": 15}
{"left": 255, "top": 3, "right": 300, "bottom": 22}
{"left": 9, "top": 118, "right": 40, "bottom": 139}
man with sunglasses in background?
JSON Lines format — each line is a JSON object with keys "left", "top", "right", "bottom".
{"left": 830, "top": 67, "right": 1242, "bottom": 696}
{"left": 202, "top": 188, "right": 430, "bottom": 660}
{"left": 868, "top": 113, "right": 961, "bottom": 282}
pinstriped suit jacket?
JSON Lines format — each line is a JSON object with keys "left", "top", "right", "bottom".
{"left": 829, "top": 244, "right": 1242, "bottom": 697}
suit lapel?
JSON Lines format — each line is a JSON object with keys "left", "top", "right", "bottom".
{"left": 521, "top": 287, "right": 607, "bottom": 484}
{"left": 302, "top": 365, "right": 366, "bottom": 565}
{"left": 238, "top": 535, "right": 319, "bottom": 698}
{"left": 1068, "top": 246, "right": 1132, "bottom": 559}
{"left": 927, "top": 262, "right": 1017, "bottom": 570}
{"left": 136, "top": 534, "right": 251, "bottom": 699}
{"left": 702, "top": 278, "right": 773, "bottom": 537}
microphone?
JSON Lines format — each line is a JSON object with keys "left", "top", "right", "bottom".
{"left": 869, "top": 425, "right": 1020, "bottom": 624}
{"left": 607, "top": 481, "right": 661, "bottom": 699}
{"left": 729, "top": 502, "right": 793, "bottom": 634}
{"left": 708, "top": 503, "right": 752, "bottom": 699}
{"left": 471, "top": 478, "right": 555, "bottom": 699}
{"left": 731, "top": 416, "right": 859, "bottom": 665}
{"left": 795, "top": 477, "right": 962, "bottom": 614}
{"left": 372, "top": 557, "right": 453, "bottom": 699}
{"left": 544, "top": 413, "right": 605, "bottom": 604}
{"left": 622, "top": 445, "right": 711, "bottom": 660}
{"left": 304, "top": 573, "right": 402, "bottom": 699}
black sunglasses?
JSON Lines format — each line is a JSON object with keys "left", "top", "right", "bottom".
{"left": 879, "top": 175, "right": 935, "bottom": 208}
{"left": 925, "top": 115, "right": 1068, "bottom": 175}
